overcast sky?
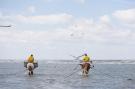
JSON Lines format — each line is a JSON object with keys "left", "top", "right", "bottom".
{"left": 0, "top": 0, "right": 135, "bottom": 60}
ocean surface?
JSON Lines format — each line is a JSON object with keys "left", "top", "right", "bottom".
{"left": 0, "top": 60, "right": 135, "bottom": 89}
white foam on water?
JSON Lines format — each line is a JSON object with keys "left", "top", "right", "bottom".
{"left": 77, "top": 71, "right": 83, "bottom": 75}
{"left": 43, "top": 60, "right": 135, "bottom": 64}
{"left": 24, "top": 72, "right": 27, "bottom": 75}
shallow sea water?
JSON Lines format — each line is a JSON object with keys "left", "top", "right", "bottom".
{"left": 0, "top": 60, "right": 135, "bottom": 89}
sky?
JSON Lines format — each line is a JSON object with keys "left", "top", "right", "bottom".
{"left": 0, "top": 0, "right": 135, "bottom": 60}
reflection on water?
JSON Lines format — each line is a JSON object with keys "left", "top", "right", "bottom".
{"left": 0, "top": 60, "right": 135, "bottom": 89}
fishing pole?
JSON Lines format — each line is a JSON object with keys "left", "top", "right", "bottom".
{"left": 64, "top": 55, "right": 94, "bottom": 79}
{"left": 60, "top": 55, "right": 82, "bottom": 79}
{"left": 69, "top": 54, "right": 83, "bottom": 70}
{"left": 64, "top": 68, "right": 81, "bottom": 79}
{"left": 64, "top": 61, "right": 95, "bottom": 79}
{"left": 70, "top": 54, "right": 83, "bottom": 60}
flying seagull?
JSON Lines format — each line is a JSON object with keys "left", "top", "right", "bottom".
{"left": 0, "top": 25, "right": 11, "bottom": 27}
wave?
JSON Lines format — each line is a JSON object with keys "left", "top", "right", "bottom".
{"left": 0, "top": 59, "right": 135, "bottom": 64}
{"left": 42, "top": 60, "right": 135, "bottom": 64}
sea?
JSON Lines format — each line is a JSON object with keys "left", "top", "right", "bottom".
{"left": 0, "top": 59, "right": 135, "bottom": 89}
